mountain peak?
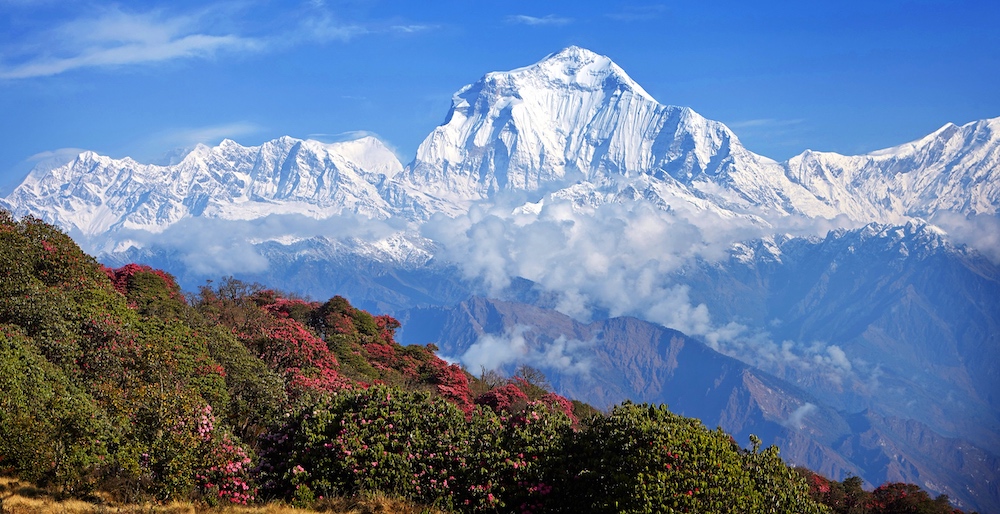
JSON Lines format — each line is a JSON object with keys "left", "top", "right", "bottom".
{"left": 538, "top": 45, "right": 607, "bottom": 70}
{"left": 505, "top": 46, "right": 655, "bottom": 102}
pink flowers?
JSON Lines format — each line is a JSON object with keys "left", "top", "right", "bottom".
{"left": 197, "top": 432, "right": 257, "bottom": 505}
{"left": 102, "top": 263, "right": 185, "bottom": 302}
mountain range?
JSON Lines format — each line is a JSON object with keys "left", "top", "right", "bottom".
{"left": 7, "top": 47, "right": 1000, "bottom": 238}
{"left": 3, "top": 46, "right": 998, "bottom": 512}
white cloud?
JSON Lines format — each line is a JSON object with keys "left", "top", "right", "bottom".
{"left": 420, "top": 192, "right": 873, "bottom": 388}
{"left": 929, "top": 211, "right": 1000, "bottom": 264}
{"left": 390, "top": 24, "right": 437, "bottom": 34}
{"left": 422, "top": 195, "right": 761, "bottom": 328}
{"left": 291, "top": 4, "right": 436, "bottom": 44}
{"left": 24, "top": 147, "right": 89, "bottom": 166}
{"left": 100, "top": 213, "right": 402, "bottom": 277}
{"left": 297, "top": 13, "right": 368, "bottom": 43}
{"left": 459, "top": 325, "right": 595, "bottom": 376}
{"left": 0, "top": 8, "right": 262, "bottom": 79}
{"left": 0, "top": 4, "right": 439, "bottom": 79}
{"left": 460, "top": 325, "right": 531, "bottom": 373}
{"left": 782, "top": 402, "right": 817, "bottom": 430}
{"left": 127, "top": 122, "right": 265, "bottom": 165}
{"left": 506, "top": 14, "right": 573, "bottom": 26}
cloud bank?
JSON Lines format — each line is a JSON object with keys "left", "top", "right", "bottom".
{"left": 419, "top": 194, "right": 871, "bottom": 386}
{"left": 100, "top": 212, "right": 404, "bottom": 277}
{"left": 422, "top": 196, "right": 762, "bottom": 328}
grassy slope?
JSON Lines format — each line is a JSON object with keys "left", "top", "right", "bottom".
{"left": 0, "top": 476, "right": 444, "bottom": 514}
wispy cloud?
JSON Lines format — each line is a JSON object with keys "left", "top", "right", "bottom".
{"left": 726, "top": 118, "right": 808, "bottom": 151}
{"left": 390, "top": 24, "right": 437, "bottom": 34}
{"left": 307, "top": 130, "right": 379, "bottom": 142}
{"left": 506, "top": 14, "right": 573, "bottom": 26}
{"left": 781, "top": 402, "right": 817, "bottom": 430}
{"left": 930, "top": 211, "right": 1000, "bottom": 264}
{"left": 0, "top": 8, "right": 262, "bottom": 79}
{"left": 297, "top": 12, "right": 368, "bottom": 43}
{"left": 25, "top": 147, "right": 89, "bottom": 164}
{"left": 727, "top": 118, "right": 805, "bottom": 130}
{"left": 292, "top": 2, "right": 437, "bottom": 43}
{"left": 0, "top": 4, "right": 440, "bottom": 79}
{"left": 131, "top": 122, "right": 264, "bottom": 165}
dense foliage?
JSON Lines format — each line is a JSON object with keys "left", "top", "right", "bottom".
{"left": 796, "top": 469, "right": 967, "bottom": 514}
{"left": 0, "top": 211, "right": 967, "bottom": 513}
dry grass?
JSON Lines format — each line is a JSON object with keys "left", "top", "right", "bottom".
{"left": 0, "top": 477, "right": 444, "bottom": 514}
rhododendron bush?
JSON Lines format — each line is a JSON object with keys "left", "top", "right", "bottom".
{"left": 256, "top": 384, "right": 573, "bottom": 512}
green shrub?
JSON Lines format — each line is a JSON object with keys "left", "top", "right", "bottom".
{"left": 258, "top": 385, "right": 484, "bottom": 509}
{"left": 0, "top": 326, "right": 112, "bottom": 493}
{"left": 563, "top": 402, "right": 827, "bottom": 514}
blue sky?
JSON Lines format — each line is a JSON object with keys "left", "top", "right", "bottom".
{"left": 1, "top": 0, "right": 997, "bottom": 193}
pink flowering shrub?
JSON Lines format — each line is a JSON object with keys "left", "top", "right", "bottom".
{"left": 257, "top": 384, "right": 577, "bottom": 512}
{"left": 538, "top": 392, "right": 578, "bottom": 425}
{"left": 425, "top": 359, "right": 476, "bottom": 415}
{"left": 103, "top": 263, "right": 183, "bottom": 301}
{"left": 475, "top": 383, "right": 529, "bottom": 412}
{"left": 491, "top": 400, "right": 574, "bottom": 514}
{"left": 195, "top": 415, "right": 257, "bottom": 506}
{"left": 258, "top": 387, "right": 473, "bottom": 509}
{"left": 258, "top": 294, "right": 318, "bottom": 326}
{"left": 252, "top": 317, "right": 350, "bottom": 398}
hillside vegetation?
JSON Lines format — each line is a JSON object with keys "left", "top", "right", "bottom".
{"left": 0, "top": 211, "right": 966, "bottom": 513}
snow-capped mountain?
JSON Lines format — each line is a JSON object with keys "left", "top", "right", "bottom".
{"left": 387, "top": 46, "right": 839, "bottom": 221}
{"left": 785, "top": 117, "right": 1000, "bottom": 222}
{"left": 4, "top": 46, "right": 999, "bottom": 237}
{"left": 2, "top": 135, "right": 402, "bottom": 237}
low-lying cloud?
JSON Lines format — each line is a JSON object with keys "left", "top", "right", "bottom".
{"left": 96, "top": 212, "right": 404, "bottom": 277}
{"left": 782, "top": 403, "right": 817, "bottom": 430}
{"left": 422, "top": 196, "right": 764, "bottom": 328}
{"left": 459, "top": 325, "right": 595, "bottom": 377}
{"left": 930, "top": 211, "right": 1000, "bottom": 264}
{"left": 420, "top": 193, "right": 872, "bottom": 386}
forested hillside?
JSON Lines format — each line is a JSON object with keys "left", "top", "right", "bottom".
{"left": 0, "top": 211, "right": 966, "bottom": 513}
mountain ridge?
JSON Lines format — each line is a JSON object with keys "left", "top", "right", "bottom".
{"left": 2, "top": 135, "right": 403, "bottom": 237}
